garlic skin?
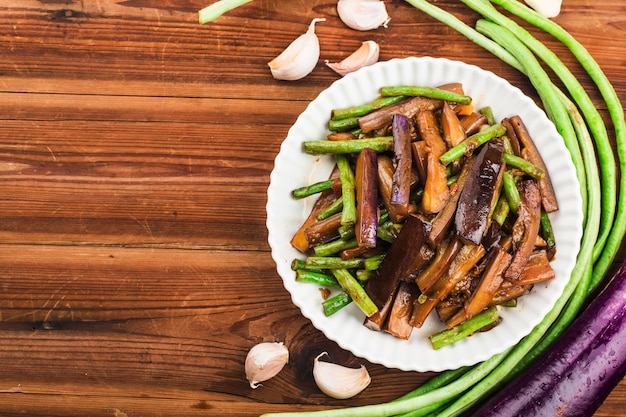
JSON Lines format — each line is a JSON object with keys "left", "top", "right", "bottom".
{"left": 523, "top": 0, "right": 562, "bottom": 18}
{"left": 326, "top": 40, "right": 380, "bottom": 76}
{"left": 313, "top": 352, "right": 371, "bottom": 399}
{"left": 268, "top": 18, "right": 326, "bottom": 81}
{"left": 337, "top": 0, "right": 391, "bottom": 31}
{"left": 245, "top": 342, "right": 289, "bottom": 389}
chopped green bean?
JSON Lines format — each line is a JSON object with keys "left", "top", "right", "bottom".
{"left": 295, "top": 270, "right": 339, "bottom": 287}
{"left": 303, "top": 136, "right": 394, "bottom": 155}
{"left": 336, "top": 154, "right": 357, "bottom": 227}
{"left": 313, "top": 238, "right": 358, "bottom": 257}
{"left": 479, "top": 106, "right": 496, "bottom": 125}
{"left": 292, "top": 179, "right": 334, "bottom": 199}
{"left": 322, "top": 291, "right": 352, "bottom": 316}
{"left": 429, "top": 306, "right": 500, "bottom": 350}
{"left": 316, "top": 197, "right": 343, "bottom": 220}
{"left": 380, "top": 85, "right": 472, "bottom": 105}
{"left": 439, "top": 123, "right": 506, "bottom": 165}
{"left": 305, "top": 256, "right": 364, "bottom": 270}
{"left": 331, "top": 96, "right": 407, "bottom": 120}
{"left": 328, "top": 116, "right": 360, "bottom": 132}
{"left": 331, "top": 268, "right": 378, "bottom": 316}
{"left": 502, "top": 153, "right": 545, "bottom": 180}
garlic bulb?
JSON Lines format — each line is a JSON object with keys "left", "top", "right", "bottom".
{"left": 337, "top": 0, "right": 390, "bottom": 31}
{"left": 523, "top": 0, "right": 562, "bottom": 18}
{"left": 245, "top": 342, "right": 289, "bottom": 388}
{"left": 326, "top": 40, "right": 380, "bottom": 76}
{"left": 313, "top": 352, "right": 371, "bottom": 399}
{"left": 268, "top": 18, "right": 326, "bottom": 81}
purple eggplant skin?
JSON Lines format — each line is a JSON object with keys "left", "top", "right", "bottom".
{"left": 454, "top": 139, "right": 505, "bottom": 246}
{"left": 472, "top": 260, "right": 626, "bottom": 417}
{"left": 365, "top": 214, "right": 430, "bottom": 308}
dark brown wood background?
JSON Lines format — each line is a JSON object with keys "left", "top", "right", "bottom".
{"left": 0, "top": 0, "right": 624, "bottom": 415}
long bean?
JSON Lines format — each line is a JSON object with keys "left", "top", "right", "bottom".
{"left": 429, "top": 20, "right": 600, "bottom": 416}
{"left": 490, "top": 0, "right": 626, "bottom": 292}
{"left": 380, "top": 85, "right": 472, "bottom": 105}
{"left": 198, "top": 0, "right": 252, "bottom": 23}
{"left": 463, "top": 0, "right": 616, "bottom": 271}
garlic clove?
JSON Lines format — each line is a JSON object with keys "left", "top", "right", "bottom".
{"left": 337, "top": 0, "right": 390, "bottom": 31}
{"left": 325, "top": 40, "right": 380, "bottom": 76}
{"left": 268, "top": 18, "right": 326, "bottom": 81}
{"left": 245, "top": 342, "right": 289, "bottom": 389}
{"left": 523, "top": 0, "right": 562, "bottom": 18}
{"left": 313, "top": 352, "right": 371, "bottom": 399}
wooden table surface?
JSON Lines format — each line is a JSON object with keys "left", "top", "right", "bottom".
{"left": 0, "top": 1, "right": 624, "bottom": 416}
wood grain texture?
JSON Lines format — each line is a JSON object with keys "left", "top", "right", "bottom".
{"left": 0, "top": 0, "right": 624, "bottom": 416}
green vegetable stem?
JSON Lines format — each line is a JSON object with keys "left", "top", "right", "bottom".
{"left": 429, "top": 306, "right": 500, "bottom": 350}
{"left": 198, "top": 0, "right": 253, "bottom": 24}
{"left": 331, "top": 96, "right": 406, "bottom": 120}
{"left": 303, "top": 136, "right": 394, "bottom": 154}
{"left": 380, "top": 85, "right": 472, "bottom": 105}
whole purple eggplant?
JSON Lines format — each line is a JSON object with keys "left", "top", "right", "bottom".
{"left": 472, "top": 259, "right": 626, "bottom": 417}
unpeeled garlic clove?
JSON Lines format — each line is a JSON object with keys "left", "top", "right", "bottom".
{"left": 313, "top": 352, "right": 371, "bottom": 399}
{"left": 325, "top": 40, "right": 380, "bottom": 76}
{"left": 337, "top": 0, "right": 390, "bottom": 31}
{"left": 523, "top": 0, "right": 562, "bottom": 18}
{"left": 268, "top": 18, "right": 326, "bottom": 81}
{"left": 245, "top": 342, "right": 289, "bottom": 388}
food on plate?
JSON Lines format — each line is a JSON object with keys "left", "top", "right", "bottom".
{"left": 289, "top": 84, "right": 559, "bottom": 348}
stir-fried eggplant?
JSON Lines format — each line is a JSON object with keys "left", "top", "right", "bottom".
{"left": 290, "top": 83, "right": 560, "bottom": 346}
{"left": 384, "top": 281, "right": 420, "bottom": 340}
{"left": 417, "top": 110, "right": 450, "bottom": 213}
{"left": 355, "top": 147, "right": 379, "bottom": 248}
{"left": 427, "top": 155, "right": 475, "bottom": 249}
{"left": 365, "top": 214, "right": 430, "bottom": 308}
{"left": 460, "top": 111, "right": 488, "bottom": 135}
{"left": 390, "top": 114, "right": 412, "bottom": 222}
{"left": 455, "top": 139, "right": 505, "bottom": 245}
{"left": 505, "top": 179, "right": 543, "bottom": 282}
{"left": 510, "top": 115, "right": 559, "bottom": 212}
{"left": 358, "top": 96, "right": 442, "bottom": 133}
{"left": 304, "top": 212, "right": 342, "bottom": 246}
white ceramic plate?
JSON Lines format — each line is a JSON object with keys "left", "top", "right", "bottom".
{"left": 266, "top": 57, "right": 583, "bottom": 372}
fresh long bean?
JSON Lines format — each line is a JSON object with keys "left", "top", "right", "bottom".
{"left": 490, "top": 0, "right": 626, "bottom": 292}
{"left": 464, "top": 0, "right": 617, "bottom": 272}
{"left": 198, "top": 0, "right": 252, "bottom": 23}
{"left": 429, "top": 18, "right": 601, "bottom": 417}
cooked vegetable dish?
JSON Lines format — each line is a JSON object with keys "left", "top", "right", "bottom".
{"left": 290, "top": 83, "right": 559, "bottom": 349}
